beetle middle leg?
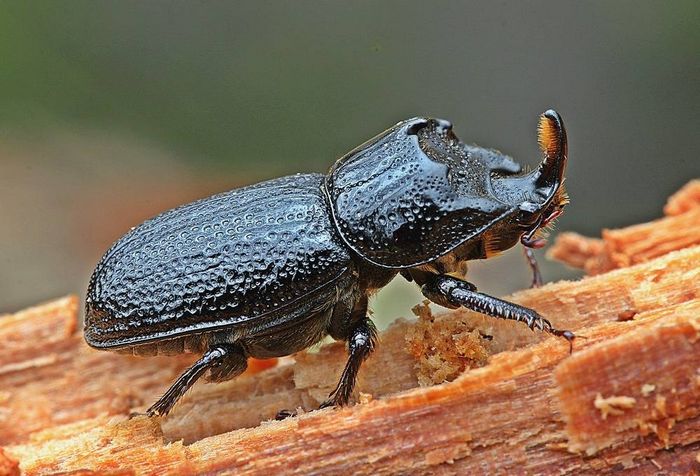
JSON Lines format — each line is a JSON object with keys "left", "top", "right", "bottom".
{"left": 521, "top": 224, "right": 546, "bottom": 288}
{"left": 147, "top": 343, "right": 247, "bottom": 417}
{"left": 421, "top": 274, "right": 575, "bottom": 352}
{"left": 523, "top": 247, "right": 543, "bottom": 288}
{"left": 322, "top": 298, "right": 377, "bottom": 408}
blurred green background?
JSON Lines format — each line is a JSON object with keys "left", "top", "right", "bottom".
{"left": 1, "top": 2, "right": 698, "bottom": 324}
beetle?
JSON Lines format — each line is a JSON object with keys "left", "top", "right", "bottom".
{"left": 85, "top": 109, "right": 574, "bottom": 417}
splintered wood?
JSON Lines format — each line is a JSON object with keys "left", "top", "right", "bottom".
{"left": 556, "top": 302, "right": 700, "bottom": 455}
{"left": 2, "top": 180, "right": 699, "bottom": 475}
{"left": 548, "top": 179, "right": 700, "bottom": 275}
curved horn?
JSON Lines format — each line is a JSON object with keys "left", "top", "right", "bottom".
{"left": 536, "top": 109, "right": 568, "bottom": 187}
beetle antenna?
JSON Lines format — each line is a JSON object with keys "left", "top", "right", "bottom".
{"left": 536, "top": 110, "right": 568, "bottom": 188}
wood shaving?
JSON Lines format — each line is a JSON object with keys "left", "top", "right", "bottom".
{"left": 664, "top": 179, "right": 700, "bottom": 216}
{"left": 358, "top": 392, "right": 373, "bottom": 405}
{"left": 406, "top": 301, "right": 489, "bottom": 386}
{"left": 641, "top": 384, "right": 656, "bottom": 396}
{"left": 594, "top": 393, "right": 636, "bottom": 419}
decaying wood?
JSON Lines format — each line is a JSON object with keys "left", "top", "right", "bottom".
{"left": 664, "top": 179, "right": 700, "bottom": 216}
{"left": 2, "top": 181, "right": 699, "bottom": 475}
{"left": 0, "top": 296, "right": 196, "bottom": 447}
{"left": 555, "top": 302, "right": 700, "bottom": 455}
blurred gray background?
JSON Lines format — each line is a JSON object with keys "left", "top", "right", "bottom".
{"left": 1, "top": 2, "right": 698, "bottom": 325}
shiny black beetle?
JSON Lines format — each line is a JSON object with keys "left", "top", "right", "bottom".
{"left": 85, "top": 110, "right": 573, "bottom": 417}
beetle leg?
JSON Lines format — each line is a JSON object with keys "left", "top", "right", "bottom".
{"left": 320, "top": 318, "right": 377, "bottom": 408}
{"left": 274, "top": 409, "right": 297, "bottom": 420}
{"left": 523, "top": 247, "right": 544, "bottom": 288}
{"left": 146, "top": 344, "right": 247, "bottom": 417}
{"left": 421, "top": 274, "right": 575, "bottom": 353}
{"left": 206, "top": 347, "right": 248, "bottom": 383}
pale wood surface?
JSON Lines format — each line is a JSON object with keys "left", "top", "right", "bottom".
{"left": 1, "top": 180, "right": 699, "bottom": 475}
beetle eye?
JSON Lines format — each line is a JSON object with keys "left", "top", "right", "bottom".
{"left": 518, "top": 202, "right": 539, "bottom": 220}
{"left": 517, "top": 202, "right": 542, "bottom": 228}
{"left": 517, "top": 212, "right": 538, "bottom": 228}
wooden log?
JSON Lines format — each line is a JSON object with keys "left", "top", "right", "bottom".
{"left": 6, "top": 261, "right": 700, "bottom": 474}
{"left": 0, "top": 296, "right": 196, "bottom": 446}
{"left": 2, "top": 181, "right": 699, "bottom": 474}
{"left": 3, "top": 244, "right": 698, "bottom": 446}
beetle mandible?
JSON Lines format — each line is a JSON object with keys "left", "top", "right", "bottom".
{"left": 84, "top": 110, "right": 574, "bottom": 417}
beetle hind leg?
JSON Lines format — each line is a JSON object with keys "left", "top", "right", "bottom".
{"left": 321, "top": 318, "right": 377, "bottom": 408}
{"left": 146, "top": 343, "right": 247, "bottom": 417}
{"left": 206, "top": 347, "right": 247, "bottom": 383}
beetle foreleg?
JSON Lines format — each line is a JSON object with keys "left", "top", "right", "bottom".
{"left": 321, "top": 318, "right": 377, "bottom": 408}
{"left": 421, "top": 274, "right": 575, "bottom": 352}
{"left": 523, "top": 247, "right": 544, "bottom": 288}
{"left": 146, "top": 344, "right": 247, "bottom": 417}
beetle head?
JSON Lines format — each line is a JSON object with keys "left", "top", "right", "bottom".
{"left": 490, "top": 110, "right": 569, "bottom": 252}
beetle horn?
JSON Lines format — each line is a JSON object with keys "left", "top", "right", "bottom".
{"left": 535, "top": 109, "right": 568, "bottom": 188}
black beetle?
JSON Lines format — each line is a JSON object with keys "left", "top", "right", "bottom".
{"left": 85, "top": 110, "right": 574, "bottom": 417}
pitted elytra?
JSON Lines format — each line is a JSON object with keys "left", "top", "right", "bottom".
{"left": 85, "top": 110, "right": 574, "bottom": 417}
